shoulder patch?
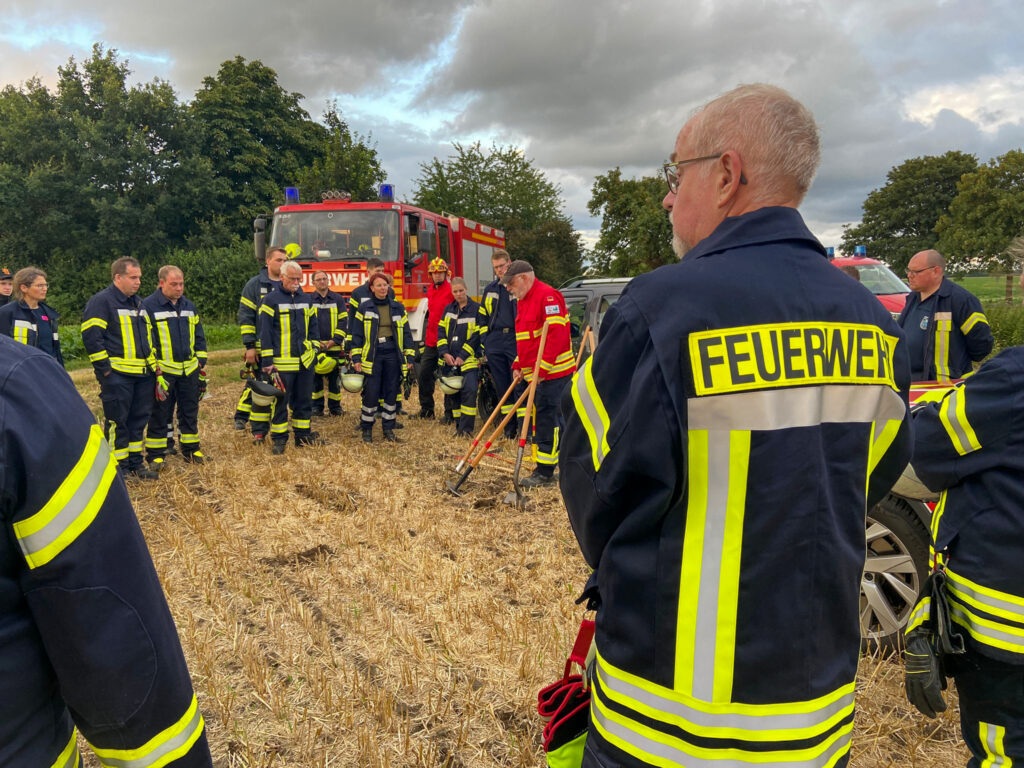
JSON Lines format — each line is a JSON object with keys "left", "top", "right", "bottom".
{"left": 544, "top": 304, "right": 560, "bottom": 316}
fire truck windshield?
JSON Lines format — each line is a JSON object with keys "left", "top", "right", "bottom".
{"left": 269, "top": 209, "right": 399, "bottom": 262}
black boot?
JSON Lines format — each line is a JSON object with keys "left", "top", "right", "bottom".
{"left": 439, "top": 411, "right": 454, "bottom": 425}
{"left": 413, "top": 408, "right": 434, "bottom": 420}
{"left": 362, "top": 427, "right": 373, "bottom": 443}
{"left": 383, "top": 429, "right": 399, "bottom": 442}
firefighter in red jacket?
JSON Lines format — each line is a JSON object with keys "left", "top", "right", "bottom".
{"left": 415, "top": 258, "right": 454, "bottom": 421}
{"left": 503, "top": 260, "right": 576, "bottom": 487}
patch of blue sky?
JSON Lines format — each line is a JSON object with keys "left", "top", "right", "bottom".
{"left": 121, "top": 49, "right": 172, "bottom": 66}
{"left": 0, "top": 17, "right": 101, "bottom": 50}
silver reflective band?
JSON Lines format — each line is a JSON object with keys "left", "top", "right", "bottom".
{"left": 941, "top": 388, "right": 978, "bottom": 455}
{"left": 116, "top": 309, "right": 140, "bottom": 317}
{"left": 277, "top": 303, "right": 310, "bottom": 311}
{"left": 687, "top": 384, "right": 905, "bottom": 431}
{"left": 591, "top": 699, "right": 853, "bottom": 768}
{"left": 947, "top": 569, "right": 1024, "bottom": 621}
{"left": 14, "top": 319, "right": 37, "bottom": 332}
{"left": 96, "top": 706, "right": 203, "bottom": 768}
{"left": 949, "top": 601, "right": 1024, "bottom": 652}
{"left": 17, "top": 439, "right": 113, "bottom": 561}
{"left": 596, "top": 661, "right": 854, "bottom": 736}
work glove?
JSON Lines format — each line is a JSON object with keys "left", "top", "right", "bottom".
{"left": 198, "top": 368, "right": 208, "bottom": 398}
{"left": 262, "top": 365, "right": 285, "bottom": 391}
{"left": 904, "top": 626, "right": 947, "bottom": 718}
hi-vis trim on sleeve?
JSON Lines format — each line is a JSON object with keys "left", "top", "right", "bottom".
{"left": 81, "top": 317, "right": 108, "bottom": 331}
{"left": 905, "top": 596, "right": 932, "bottom": 635}
{"left": 13, "top": 424, "right": 117, "bottom": 568}
{"left": 239, "top": 296, "right": 258, "bottom": 310}
{"left": 89, "top": 351, "right": 110, "bottom": 362}
{"left": 92, "top": 695, "right": 204, "bottom": 768}
{"left": 938, "top": 385, "right": 981, "bottom": 455}
{"left": 960, "top": 311, "right": 988, "bottom": 335}
{"left": 50, "top": 729, "right": 79, "bottom": 768}
{"left": 946, "top": 568, "right": 1024, "bottom": 629}
{"left": 688, "top": 322, "right": 898, "bottom": 396}
{"left": 571, "top": 359, "right": 611, "bottom": 471}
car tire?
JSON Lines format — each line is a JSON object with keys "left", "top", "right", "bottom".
{"left": 861, "top": 494, "right": 931, "bottom": 652}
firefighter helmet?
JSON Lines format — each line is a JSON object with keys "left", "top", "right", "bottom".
{"left": 438, "top": 374, "right": 464, "bottom": 395}
{"left": 314, "top": 352, "right": 338, "bottom": 375}
{"left": 341, "top": 371, "right": 365, "bottom": 393}
{"left": 284, "top": 242, "right": 301, "bottom": 260}
{"left": 246, "top": 374, "right": 286, "bottom": 407}
{"left": 428, "top": 257, "right": 449, "bottom": 274}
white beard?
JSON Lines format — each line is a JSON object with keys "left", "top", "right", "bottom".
{"left": 672, "top": 233, "right": 690, "bottom": 260}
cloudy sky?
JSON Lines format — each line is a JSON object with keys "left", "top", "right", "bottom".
{"left": 2, "top": 0, "right": 1022, "bottom": 251}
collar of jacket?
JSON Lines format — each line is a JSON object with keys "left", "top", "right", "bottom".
{"left": 685, "top": 206, "right": 826, "bottom": 261}
{"left": 147, "top": 289, "right": 183, "bottom": 310}
{"left": 935, "top": 276, "right": 954, "bottom": 299}
{"left": 429, "top": 280, "right": 450, "bottom": 295}
{"left": 109, "top": 284, "right": 140, "bottom": 305}
{"left": 314, "top": 290, "right": 340, "bottom": 303}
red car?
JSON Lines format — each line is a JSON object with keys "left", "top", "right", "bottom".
{"left": 831, "top": 254, "right": 911, "bottom": 319}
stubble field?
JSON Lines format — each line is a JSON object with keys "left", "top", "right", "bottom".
{"left": 70, "top": 350, "right": 967, "bottom": 767}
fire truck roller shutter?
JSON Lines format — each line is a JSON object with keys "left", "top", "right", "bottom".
{"left": 475, "top": 244, "right": 493, "bottom": 298}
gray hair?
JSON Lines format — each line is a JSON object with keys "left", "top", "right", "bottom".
{"left": 688, "top": 83, "right": 821, "bottom": 204}
{"left": 280, "top": 261, "right": 303, "bottom": 277}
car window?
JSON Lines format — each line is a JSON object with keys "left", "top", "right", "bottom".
{"left": 596, "top": 294, "right": 621, "bottom": 335}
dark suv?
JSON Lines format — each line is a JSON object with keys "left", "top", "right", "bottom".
{"left": 560, "top": 277, "right": 633, "bottom": 357}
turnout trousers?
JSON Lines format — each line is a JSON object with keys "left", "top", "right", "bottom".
{"left": 97, "top": 371, "right": 154, "bottom": 471}
{"left": 418, "top": 344, "right": 440, "bottom": 412}
{"left": 270, "top": 368, "right": 314, "bottom": 444}
{"left": 443, "top": 369, "right": 480, "bottom": 433}
{"left": 485, "top": 333, "right": 518, "bottom": 436}
{"left": 953, "top": 651, "right": 1024, "bottom": 767}
{"left": 234, "top": 385, "right": 252, "bottom": 423}
{"left": 532, "top": 376, "right": 569, "bottom": 474}
{"left": 313, "top": 367, "right": 343, "bottom": 414}
{"left": 363, "top": 341, "right": 401, "bottom": 432}
{"left": 145, "top": 369, "right": 200, "bottom": 460}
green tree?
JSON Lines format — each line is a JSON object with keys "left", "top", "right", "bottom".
{"left": 294, "top": 103, "right": 386, "bottom": 202}
{"left": 412, "top": 142, "right": 582, "bottom": 284}
{"left": 191, "top": 56, "right": 327, "bottom": 229}
{"left": 936, "top": 149, "right": 1024, "bottom": 272}
{"left": 587, "top": 169, "right": 673, "bottom": 275}
{"left": 840, "top": 151, "right": 978, "bottom": 274}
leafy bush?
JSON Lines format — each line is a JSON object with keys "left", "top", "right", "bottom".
{"left": 985, "top": 303, "right": 1024, "bottom": 351}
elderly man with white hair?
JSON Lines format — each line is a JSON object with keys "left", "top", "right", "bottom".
{"left": 257, "top": 260, "right": 321, "bottom": 454}
{"left": 558, "top": 84, "right": 912, "bottom": 768}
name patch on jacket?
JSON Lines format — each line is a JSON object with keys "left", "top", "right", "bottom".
{"left": 544, "top": 303, "right": 561, "bottom": 315}
{"left": 689, "top": 321, "right": 898, "bottom": 396}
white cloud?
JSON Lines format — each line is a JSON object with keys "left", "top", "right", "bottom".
{"left": 903, "top": 67, "right": 1024, "bottom": 132}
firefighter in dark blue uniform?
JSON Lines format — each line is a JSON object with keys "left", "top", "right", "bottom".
{"left": 234, "top": 247, "right": 286, "bottom": 434}
{"left": 82, "top": 257, "right": 161, "bottom": 480}
{"left": 258, "top": 260, "right": 320, "bottom": 454}
{"left": 898, "top": 249, "right": 993, "bottom": 382}
{"left": 143, "top": 266, "right": 208, "bottom": 469}
{"left": 0, "top": 266, "right": 65, "bottom": 366}
{"left": 310, "top": 270, "right": 348, "bottom": 416}
{"left": 558, "top": 85, "right": 912, "bottom": 768}
{"left": 350, "top": 272, "right": 415, "bottom": 443}
{"left": 0, "top": 266, "right": 12, "bottom": 306}
{"left": 905, "top": 348, "right": 1024, "bottom": 766}
{"left": 479, "top": 248, "right": 519, "bottom": 438}
{"left": 0, "top": 335, "right": 212, "bottom": 767}
{"left": 437, "top": 277, "right": 483, "bottom": 436}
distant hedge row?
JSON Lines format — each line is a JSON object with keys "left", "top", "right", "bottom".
{"left": 984, "top": 302, "right": 1024, "bottom": 351}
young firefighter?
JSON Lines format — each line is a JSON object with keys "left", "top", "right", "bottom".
{"left": 235, "top": 246, "right": 285, "bottom": 434}
{"left": 415, "top": 258, "right": 454, "bottom": 421}
{"left": 350, "top": 272, "right": 415, "bottom": 443}
{"left": 437, "top": 276, "right": 483, "bottom": 437}
{"left": 479, "top": 249, "right": 519, "bottom": 438}
{"left": 310, "top": 270, "right": 348, "bottom": 416}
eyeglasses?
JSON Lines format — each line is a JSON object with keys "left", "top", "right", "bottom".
{"left": 663, "top": 155, "right": 748, "bottom": 193}
{"left": 906, "top": 266, "right": 937, "bottom": 276}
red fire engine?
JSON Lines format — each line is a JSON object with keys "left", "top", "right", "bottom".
{"left": 254, "top": 186, "right": 506, "bottom": 341}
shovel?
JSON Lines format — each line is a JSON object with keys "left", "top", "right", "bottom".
{"left": 446, "top": 387, "right": 532, "bottom": 496}
{"left": 503, "top": 321, "right": 552, "bottom": 508}
{"left": 454, "top": 377, "right": 521, "bottom": 473}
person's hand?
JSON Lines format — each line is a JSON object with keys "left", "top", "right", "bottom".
{"left": 103, "top": 369, "right": 111, "bottom": 377}
{"left": 454, "top": 357, "right": 464, "bottom": 367}
{"left": 444, "top": 353, "right": 456, "bottom": 366}
{"left": 321, "top": 339, "right": 335, "bottom": 350}
{"left": 263, "top": 365, "right": 285, "bottom": 390}
{"left": 354, "top": 362, "right": 362, "bottom": 373}
{"left": 243, "top": 348, "right": 258, "bottom": 365}
{"left": 406, "top": 363, "right": 414, "bottom": 371}
{"left": 512, "top": 369, "right": 523, "bottom": 384}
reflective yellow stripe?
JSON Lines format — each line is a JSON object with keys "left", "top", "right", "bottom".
{"left": 938, "top": 385, "right": 981, "bottom": 455}
{"left": 591, "top": 680, "right": 853, "bottom": 768}
{"left": 933, "top": 314, "right": 951, "bottom": 382}
{"left": 905, "top": 596, "right": 932, "bottom": 634}
{"left": 546, "top": 315, "right": 569, "bottom": 325}
{"left": 515, "top": 331, "right": 530, "bottom": 341}
{"left": 946, "top": 568, "right": 1024, "bottom": 625}
{"left": 156, "top": 320, "right": 174, "bottom": 366}
{"left": 89, "top": 351, "right": 110, "bottom": 362}
{"left": 949, "top": 599, "right": 1024, "bottom": 656}
{"left": 13, "top": 425, "right": 117, "bottom": 568}
{"left": 50, "top": 729, "right": 80, "bottom": 768}
{"left": 980, "top": 722, "right": 1011, "bottom": 767}
{"left": 571, "top": 359, "right": 611, "bottom": 471}
{"left": 239, "top": 296, "right": 257, "bottom": 310}
{"left": 240, "top": 324, "right": 256, "bottom": 336}
{"left": 92, "top": 695, "right": 204, "bottom": 768}
{"left": 597, "top": 651, "right": 856, "bottom": 741}
{"left": 676, "top": 430, "right": 708, "bottom": 694}
{"left": 81, "top": 317, "right": 108, "bottom": 331}
{"left": 960, "top": 311, "right": 988, "bottom": 335}
{"left": 120, "top": 313, "right": 136, "bottom": 359}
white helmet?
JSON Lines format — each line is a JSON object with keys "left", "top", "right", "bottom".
{"left": 438, "top": 374, "right": 464, "bottom": 395}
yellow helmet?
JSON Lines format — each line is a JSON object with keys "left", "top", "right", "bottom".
{"left": 284, "top": 242, "right": 302, "bottom": 260}
{"left": 314, "top": 353, "right": 338, "bottom": 375}
{"left": 428, "top": 257, "right": 449, "bottom": 274}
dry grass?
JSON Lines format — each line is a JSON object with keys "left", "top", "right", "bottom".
{"left": 69, "top": 351, "right": 967, "bottom": 767}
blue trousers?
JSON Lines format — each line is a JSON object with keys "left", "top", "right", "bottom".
{"left": 362, "top": 342, "right": 401, "bottom": 431}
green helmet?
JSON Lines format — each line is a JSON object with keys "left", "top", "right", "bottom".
{"left": 315, "top": 352, "right": 337, "bottom": 375}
